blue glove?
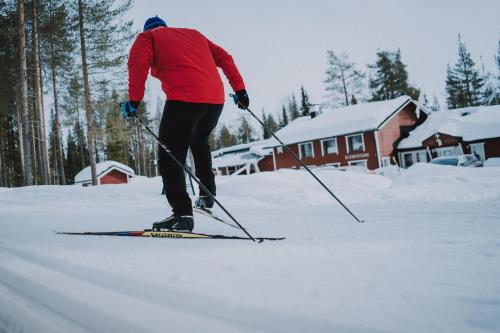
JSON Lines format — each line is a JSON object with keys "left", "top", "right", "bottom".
{"left": 121, "top": 101, "right": 140, "bottom": 120}
{"left": 232, "top": 89, "right": 249, "bottom": 109}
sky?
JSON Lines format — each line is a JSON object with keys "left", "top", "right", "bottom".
{"left": 127, "top": 0, "right": 500, "bottom": 131}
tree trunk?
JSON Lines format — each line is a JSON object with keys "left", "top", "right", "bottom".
{"left": 32, "top": 0, "right": 50, "bottom": 184}
{"left": 16, "top": 86, "right": 25, "bottom": 181}
{"left": 51, "top": 67, "right": 66, "bottom": 184}
{"left": 0, "top": 135, "right": 4, "bottom": 187}
{"left": 31, "top": 121, "right": 38, "bottom": 184}
{"left": 76, "top": 114, "right": 85, "bottom": 170}
{"left": 340, "top": 65, "right": 349, "bottom": 106}
{"left": 78, "top": 0, "right": 97, "bottom": 185}
{"left": 18, "top": 0, "right": 33, "bottom": 186}
{"left": 138, "top": 129, "right": 146, "bottom": 176}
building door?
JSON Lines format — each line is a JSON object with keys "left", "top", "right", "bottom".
{"left": 470, "top": 143, "right": 485, "bottom": 161}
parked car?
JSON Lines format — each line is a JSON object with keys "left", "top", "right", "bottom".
{"left": 429, "top": 154, "right": 483, "bottom": 167}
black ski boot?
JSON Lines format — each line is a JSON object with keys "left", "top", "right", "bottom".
{"left": 152, "top": 214, "right": 194, "bottom": 232}
{"left": 195, "top": 195, "right": 214, "bottom": 209}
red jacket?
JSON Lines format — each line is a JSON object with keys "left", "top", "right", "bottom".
{"left": 128, "top": 27, "right": 245, "bottom": 104}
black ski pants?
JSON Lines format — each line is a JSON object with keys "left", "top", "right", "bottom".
{"left": 158, "top": 100, "right": 223, "bottom": 216}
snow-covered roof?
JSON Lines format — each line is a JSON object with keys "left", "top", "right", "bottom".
{"left": 398, "top": 104, "right": 500, "bottom": 149}
{"left": 269, "top": 96, "right": 419, "bottom": 146}
{"left": 212, "top": 152, "right": 264, "bottom": 168}
{"left": 212, "top": 139, "right": 272, "bottom": 157}
{"left": 74, "top": 161, "right": 135, "bottom": 183}
{"left": 212, "top": 139, "right": 272, "bottom": 168}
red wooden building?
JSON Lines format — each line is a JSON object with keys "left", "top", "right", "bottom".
{"left": 212, "top": 96, "right": 428, "bottom": 174}
{"left": 74, "top": 161, "right": 135, "bottom": 186}
{"left": 269, "top": 96, "right": 427, "bottom": 170}
{"left": 397, "top": 104, "right": 500, "bottom": 167}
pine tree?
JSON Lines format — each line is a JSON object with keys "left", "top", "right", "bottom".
{"left": 105, "top": 90, "right": 130, "bottom": 164}
{"left": 496, "top": 40, "right": 500, "bottom": 83}
{"left": 445, "top": 36, "right": 484, "bottom": 109}
{"left": 39, "top": 0, "right": 75, "bottom": 184}
{"left": 75, "top": 0, "right": 133, "bottom": 185}
{"left": 48, "top": 108, "right": 64, "bottom": 184}
{"left": 494, "top": 40, "right": 500, "bottom": 105}
{"left": 261, "top": 110, "right": 278, "bottom": 139}
{"left": 236, "top": 116, "right": 255, "bottom": 144}
{"left": 0, "top": 2, "right": 23, "bottom": 187}
{"left": 445, "top": 64, "right": 461, "bottom": 109}
{"left": 279, "top": 105, "right": 289, "bottom": 128}
{"left": 350, "top": 95, "right": 358, "bottom": 105}
{"left": 208, "top": 130, "right": 218, "bottom": 151}
{"left": 325, "top": 51, "right": 365, "bottom": 106}
{"left": 288, "top": 93, "right": 300, "bottom": 120}
{"left": 218, "top": 125, "right": 237, "bottom": 148}
{"left": 369, "top": 49, "right": 419, "bottom": 101}
{"left": 299, "top": 85, "right": 312, "bottom": 116}
{"left": 431, "top": 95, "right": 441, "bottom": 112}
{"left": 65, "top": 131, "right": 79, "bottom": 184}
{"left": 31, "top": 0, "right": 50, "bottom": 184}
{"left": 17, "top": 0, "right": 34, "bottom": 185}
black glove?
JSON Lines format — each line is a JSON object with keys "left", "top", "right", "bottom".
{"left": 121, "top": 100, "right": 140, "bottom": 120}
{"left": 232, "top": 89, "right": 249, "bottom": 109}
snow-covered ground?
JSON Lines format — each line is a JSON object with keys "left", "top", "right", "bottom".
{"left": 1, "top": 164, "right": 500, "bottom": 333}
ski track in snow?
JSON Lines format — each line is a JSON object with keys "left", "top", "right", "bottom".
{"left": 1, "top": 165, "right": 500, "bottom": 333}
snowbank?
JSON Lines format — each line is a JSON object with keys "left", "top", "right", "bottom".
{"left": 484, "top": 158, "right": 500, "bottom": 167}
{"left": 217, "top": 168, "right": 391, "bottom": 207}
{"left": 216, "top": 164, "right": 500, "bottom": 206}
{"left": 371, "top": 163, "right": 500, "bottom": 202}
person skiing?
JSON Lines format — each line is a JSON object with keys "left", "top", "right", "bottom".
{"left": 121, "top": 16, "right": 249, "bottom": 232}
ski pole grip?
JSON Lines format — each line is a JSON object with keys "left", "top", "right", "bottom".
{"left": 229, "top": 93, "right": 249, "bottom": 111}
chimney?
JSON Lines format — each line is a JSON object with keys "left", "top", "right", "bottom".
{"left": 310, "top": 104, "right": 321, "bottom": 119}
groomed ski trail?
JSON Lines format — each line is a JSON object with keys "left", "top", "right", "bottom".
{"left": 0, "top": 246, "right": 378, "bottom": 333}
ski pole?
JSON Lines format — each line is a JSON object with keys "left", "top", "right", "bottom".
{"left": 132, "top": 114, "right": 257, "bottom": 241}
{"left": 230, "top": 94, "right": 364, "bottom": 223}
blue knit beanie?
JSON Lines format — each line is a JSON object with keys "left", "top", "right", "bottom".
{"left": 143, "top": 16, "right": 167, "bottom": 31}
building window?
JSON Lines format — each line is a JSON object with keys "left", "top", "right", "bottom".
{"left": 346, "top": 134, "right": 365, "bottom": 153}
{"left": 382, "top": 157, "right": 391, "bottom": 167}
{"left": 277, "top": 146, "right": 283, "bottom": 154}
{"left": 348, "top": 159, "right": 368, "bottom": 168}
{"left": 470, "top": 143, "right": 485, "bottom": 161}
{"left": 299, "top": 142, "right": 314, "bottom": 159}
{"left": 434, "top": 146, "right": 460, "bottom": 157}
{"left": 321, "top": 138, "right": 338, "bottom": 156}
{"left": 400, "top": 150, "right": 428, "bottom": 168}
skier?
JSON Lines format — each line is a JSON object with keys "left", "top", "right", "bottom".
{"left": 121, "top": 16, "right": 249, "bottom": 232}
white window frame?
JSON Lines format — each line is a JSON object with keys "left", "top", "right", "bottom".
{"left": 469, "top": 143, "right": 485, "bottom": 161}
{"left": 399, "top": 150, "right": 427, "bottom": 168}
{"left": 434, "top": 146, "right": 459, "bottom": 157}
{"left": 346, "top": 133, "right": 365, "bottom": 153}
{"left": 348, "top": 159, "right": 368, "bottom": 167}
{"left": 320, "top": 138, "right": 338, "bottom": 156}
{"left": 277, "top": 146, "right": 283, "bottom": 154}
{"left": 298, "top": 142, "right": 315, "bottom": 159}
{"left": 326, "top": 162, "right": 340, "bottom": 168}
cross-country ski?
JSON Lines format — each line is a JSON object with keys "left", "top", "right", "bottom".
{"left": 55, "top": 229, "right": 285, "bottom": 242}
